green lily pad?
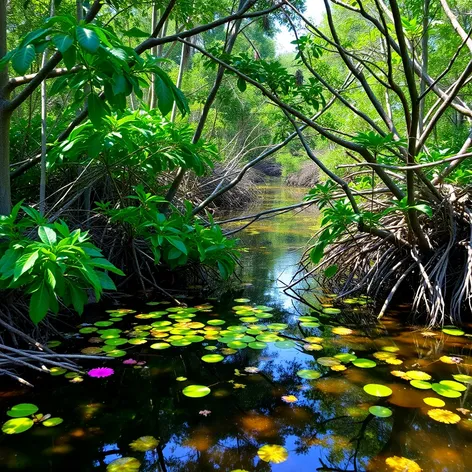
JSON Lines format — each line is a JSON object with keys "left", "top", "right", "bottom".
{"left": 353, "top": 358, "right": 377, "bottom": 368}
{"left": 94, "top": 321, "right": 113, "bottom": 327}
{"left": 334, "top": 353, "right": 357, "bottom": 363}
{"left": 239, "top": 316, "right": 259, "bottom": 322}
{"left": 369, "top": 406, "right": 393, "bottom": 418}
{"left": 363, "top": 384, "right": 392, "bottom": 397}
{"left": 106, "top": 349, "right": 126, "bottom": 357}
{"left": 185, "top": 335, "right": 205, "bottom": 343}
{"left": 104, "top": 338, "right": 128, "bottom": 346}
{"left": 267, "top": 323, "right": 288, "bottom": 331}
{"left": 49, "top": 367, "right": 67, "bottom": 376}
{"left": 2, "top": 418, "right": 34, "bottom": 434}
{"left": 431, "top": 383, "right": 462, "bottom": 398}
{"left": 439, "top": 380, "right": 467, "bottom": 392}
{"left": 227, "top": 341, "right": 247, "bottom": 350}
{"left": 300, "top": 322, "right": 320, "bottom": 328}
{"left": 453, "top": 374, "right": 472, "bottom": 384}
{"left": 150, "top": 342, "right": 171, "bottom": 350}
{"left": 129, "top": 435, "right": 159, "bottom": 452}
{"left": 79, "top": 327, "right": 97, "bottom": 334}
{"left": 201, "top": 354, "right": 224, "bottom": 363}
{"left": 297, "top": 369, "right": 321, "bottom": 380}
{"left": 42, "top": 417, "right": 63, "bottom": 427}
{"left": 204, "top": 345, "right": 217, "bottom": 351}
{"left": 275, "top": 341, "right": 296, "bottom": 349}
{"left": 249, "top": 341, "right": 267, "bottom": 350}
{"left": 171, "top": 339, "right": 192, "bottom": 347}
{"left": 322, "top": 307, "right": 341, "bottom": 315}
{"left": 234, "top": 298, "right": 251, "bottom": 303}
{"left": 151, "top": 321, "right": 172, "bottom": 328}
{"left": 442, "top": 328, "right": 465, "bottom": 336}
{"left": 410, "top": 380, "right": 432, "bottom": 390}
{"left": 256, "top": 334, "right": 281, "bottom": 342}
{"left": 207, "top": 319, "right": 225, "bottom": 326}
{"left": 182, "top": 385, "right": 211, "bottom": 398}
{"left": 128, "top": 338, "right": 147, "bottom": 345}
{"left": 255, "top": 313, "right": 273, "bottom": 319}
{"left": 298, "top": 316, "right": 319, "bottom": 322}
{"left": 47, "top": 340, "right": 62, "bottom": 348}
{"left": 6, "top": 403, "right": 38, "bottom": 418}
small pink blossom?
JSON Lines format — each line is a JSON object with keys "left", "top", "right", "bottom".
{"left": 123, "top": 359, "right": 137, "bottom": 365}
{"left": 88, "top": 367, "right": 114, "bottom": 378}
{"left": 137, "top": 361, "right": 146, "bottom": 366}
{"left": 199, "top": 410, "right": 211, "bottom": 417}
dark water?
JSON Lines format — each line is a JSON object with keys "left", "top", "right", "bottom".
{"left": 1, "top": 182, "right": 472, "bottom": 471}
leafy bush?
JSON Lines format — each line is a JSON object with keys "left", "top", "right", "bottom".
{"left": 0, "top": 203, "right": 124, "bottom": 323}
{"left": 98, "top": 186, "right": 239, "bottom": 279}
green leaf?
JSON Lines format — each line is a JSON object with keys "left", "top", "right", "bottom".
{"left": 52, "top": 34, "right": 74, "bottom": 53}
{"left": 310, "top": 243, "right": 325, "bottom": 265}
{"left": 62, "top": 46, "right": 76, "bottom": 70}
{"left": 2, "top": 418, "right": 34, "bottom": 434}
{"left": 182, "top": 385, "right": 211, "bottom": 398}
{"left": 88, "top": 93, "right": 106, "bottom": 127}
{"left": 89, "top": 258, "right": 125, "bottom": 275}
{"left": 155, "top": 76, "right": 174, "bottom": 116}
{"left": 69, "top": 284, "right": 87, "bottom": 315}
{"left": 96, "top": 271, "right": 117, "bottom": 290}
{"left": 29, "top": 282, "right": 51, "bottom": 324}
{"left": 38, "top": 226, "right": 57, "bottom": 245}
{"left": 324, "top": 265, "right": 338, "bottom": 278}
{"left": 45, "top": 268, "right": 56, "bottom": 289}
{"left": 11, "top": 44, "right": 36, "bottom": 75}
{"left": 124, "top": 27, "right": 150, "bottom": 38}
{"left": 6, "top": 403, "right": 38, "bottom": 418}
{"left": 14, "top": 250, "right": 39, "bottom": 280}
{"left": 237, "top": 77, "right": 247, "bottom": 92}
{"left": 76, "top": 27, "right": 99, "bottom": 53}
{"left": 411, "top": 204, "right": 432, "bottom": 218}
{"left": 166, "top": 237, "right": 187, "bottom": 255}
{"left": 0, "top": 50, "right": 14, "bottom": 70}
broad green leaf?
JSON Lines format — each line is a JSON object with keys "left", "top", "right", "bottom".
{"left": 42, "top": 417, "right": 63, "bottom": 427}
{"left": 11, "top": 44, "right": 36, "bottom": 75}
{"left": 124, "top": 27, "right": 150, "bottom": 38}
{"left": 76, "top": 27, "right": 99, "bottom": 53}
{"left": 29, "top": 282, "right": 51, "bottom": 324}
{"left": 363, "top": 384, "right": 392, "bottom": 397}
{"left": 38, "top": 226, "right": 57, "bottom": 245}
{"left": 52, "top": 34, "right": 74, "bottom": 53}
{"left": 155, "top": 76, "right": 174, "bottom": 116}
{"left": 2, "top": 418, "right": 34, "bottom": 434}
{"left": 182, "top": 385, "right": 211, "bottom": 398}
{"left": 369, "top": 406, "right": 392, "bottom": 418}
{"left": 14, "top": 250, "right": 39, "bottom": 280}
{"left": 6, "top": 403, "right": 38, "bottom": 418}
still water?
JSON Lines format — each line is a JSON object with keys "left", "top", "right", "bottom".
{"left": 0, "top": 182, "right": 472, "bottom": 471}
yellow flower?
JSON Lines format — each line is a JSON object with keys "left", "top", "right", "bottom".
{"left": 385, "top": 456, "right": 422, "bottom": 471}
{"left": 427, "top": 408, "right": 461, "bottom": 424}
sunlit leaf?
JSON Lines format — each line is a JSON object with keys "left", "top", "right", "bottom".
{"left": 369, "top": 406, "right": 392, "bottom": 418}
{"left": 281, "top": 395, "right": 298, "bottom": 403}
{"left": 201, "top": 354, "right": 224, "bottom": 363}
{"left": 334, "top": 353, "right": 357, "bottom": 363}
{"left": 257, "top": 444, "right": 288, "bottom": 464}
{"left": 317, "top": 357, "right": 341, "bottom": 367}
{"left": 297, "top": 369, "right": 321, "bottom": 380}
{"left": 410, "top": 380, "right": 432, "bottom": 390}
{"left": 406, "top": 371, "right": 431, "bottom": 381}
{"left": 423, "top": 397, "right": 445, "bottom": 407}
{"left": 442, "top": 328, "right": 465, "bottom": 336}
{"left": 439, "top": 380, "right": 467, "bottom": 392}
{"left": 431, "top": 383, "right": 462, "bottom": 398}
{"left": 2, "top": 418, "right": 34, "bottom": 434}
{"left": 42, "top": 417, "right": 63, "bottom": 427}
{"left": 182, "top": 385, "right": 211, "bottom": 398}
{"left": 332, "top": 327, "right": 353, "bottom": 335}
{"left": 150, "top": 342, "right": 171, "bottom": 350}
{"left": 6, "top": 403, "right": 38, "bottom": 418}
{"left": 453, "top": 374, "right": 472, "bottom": 384}
{"left": 353, "top": 358, "right": 376, "bottom": 368}
{"left": 363, "top": 384, "right": 392, "bottom": 397}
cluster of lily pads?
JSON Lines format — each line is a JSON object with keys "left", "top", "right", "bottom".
{"left": 106, "top": 435, "right": 160, "bottom": 471}
{"left": 1, "top": 403, "right": 63, "bottom": 434}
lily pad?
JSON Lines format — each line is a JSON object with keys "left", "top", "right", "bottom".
{"left": 182, "top": 385, "right": 211, "bottom": 398}
{"left": 406, "top": 370, "right": 431, "bottom": 381}
{"left": 150, "top": 342, "right": 171, "bottom": 350}
{"left": 42, "top": 417, "right": 63, "bottom": 427}
{"left": 300, "top": 321, "right": 320, "bottom": 328}
{"left": 257, "top": 444, "right": 288, "bottom": 464}
{"left": 201, "top": 354, "right": 224, "bottom": 363}
{"left": 107, "top": 457, "right": 141, "bottom": 472}
{"left": 94, "top": 321, "right": 113, "bottom": 327}
{"left": 369, "top": 406, "right": 393, "bottom": 418}
{"left": 274, "top": 341, "right": 296, "bottom": 349}
{"left": 297, "top": 369, "right": 321, "bottom": 380}
{"left": 207, "top": 319, "right": 225, "bottom": 326}
{"left": 49, "top": 367, "right": 67, "bottom": 376}
{"left": 317, "top": 357, "right": 341, "bottom": 367}
{"left": 363, "top": 384, "right": 393, "bottom": 397}
{"left": 227, "top": 341, "right": 247, "bottom": 350}
{"left": 322, "top": 307, "right": 341, "bottom": 315}
{"left": 171, "top": 339, "right": 192, "bottom": 347}
{"left": 431, "top": 383, "right": 462, "bottom": 398}
{"left": 410, "top": 380, "right": 432, "bottom": 390}
{"left": 423, "top": 397, "right": 445, "bottom": 407}
{"left": 353, "top": 358, "right": 376, "bottom": 368}
{"left": 453, "top": 374, "right": 472, "bottom": 384}
{"left": 129, "top": 435, "right": 159, "bottom": 452}
{"left": 2, "top": 418, "right": 34, "bottom": 434}
{"left": 249, "top": 341, "right": 267, "bottom": 349}
{"left": 439, "top": 380, "right": 467, "bottom": 392}
{"left": 6, "top": 403, "right": 38, "bottom": 418}
{"left": 106, "top": 349, "right": 126, "bottom": 357}
{"left": 332, "top": 327, "right": 353, "bottom": 335}
{"left": 442, "top": 328, "right": 465, "bottom": 336}
{"left": 334, "top": 353, "right": 357, "bottom": 363}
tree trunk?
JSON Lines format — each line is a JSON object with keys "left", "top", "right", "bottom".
{"left": 419, "top": 0, "right": 430, "bottom": 135}
{"left": 0, "top": 0, "right": 11, "bottom": 215}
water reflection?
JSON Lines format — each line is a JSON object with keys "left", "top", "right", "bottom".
{"left": 0, "top": 182, "right": 471, "bottom": 471}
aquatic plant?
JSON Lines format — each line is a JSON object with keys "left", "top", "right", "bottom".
{"left": 87, "top": 367, "right": 114, "bottom": 378}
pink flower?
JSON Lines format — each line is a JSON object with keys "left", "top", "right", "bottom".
{"left": 123, "top": 359, "right": 137, "bottom": 365}
{"left": 199, "top": 410, "right": 211, "bottom": 417}
{"left": 88, "top": 367, "right": 114, "bottom": 378}
{"left": 137, "top": 361, "right": 146, "bottom": 366}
